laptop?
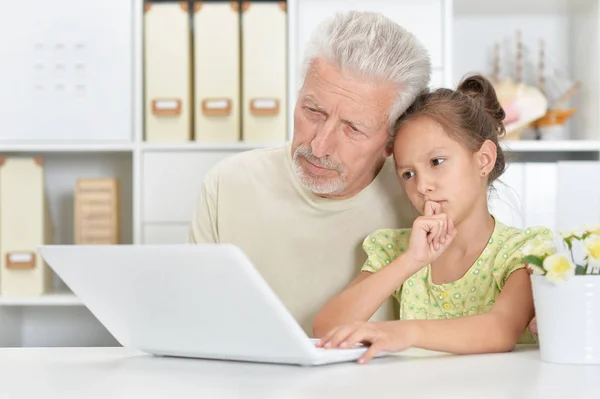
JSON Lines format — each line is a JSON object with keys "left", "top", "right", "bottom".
{"left": 38, "top": 244, "right": 386, "bottom": 366}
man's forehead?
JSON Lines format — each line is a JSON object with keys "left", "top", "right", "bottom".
{"left": 299, "top": 95, "right": 382, "bottom": 130}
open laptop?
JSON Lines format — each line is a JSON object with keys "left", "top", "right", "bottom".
{"left": 38, "top": 244, "right": 386, "bottom": 366}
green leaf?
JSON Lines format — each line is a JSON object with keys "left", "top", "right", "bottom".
{"left": 523, "top": 255, "right": 543, "bottom": 268}
{"left": 576, "top": 264, "right": 587, "bottom": 275}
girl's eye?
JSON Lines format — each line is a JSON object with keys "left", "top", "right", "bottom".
{"left": 431, "top": 158, "right": 445, "bottom": 166}
{"left": 402, "top": 171, "right": 415, "bottom": 180}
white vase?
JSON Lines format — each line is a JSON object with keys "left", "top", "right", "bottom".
{"left": 530, "top": 275, "right": 600, "bottom": 364}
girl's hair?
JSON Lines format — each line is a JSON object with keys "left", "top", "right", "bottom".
{"left": 395, "top": 74, "right": 507, "bottom": 183}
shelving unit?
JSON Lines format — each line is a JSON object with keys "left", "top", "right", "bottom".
{"left": 0, "top": 144, "right": 135, "bottom": 153}
{"left": 0, "top": 293, "right": 81, "bottom": 307}
{"left": 1, "top": 0, "right": 600, "bottom": 346}
{"left": 500, "top": 140, "right": 600, "bottom": 152}
{"left": 140, "top": 142, "right": 283, "bottom": 152}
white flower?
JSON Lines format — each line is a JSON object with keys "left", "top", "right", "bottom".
{"left": 583, "top": 224, "right": 600, "bottom": 235}
{"left": 522, "top": 236, "right": 557, "bottom": 258}
{"left": 560, "top": 227, "right": 584, "bottom": 239}
{"left": 543, "top": 253, "right": 575, "bottom": 282}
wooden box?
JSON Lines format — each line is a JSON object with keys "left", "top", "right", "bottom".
{"left": 74, "top": 178, "right": 120, "bottom": 245}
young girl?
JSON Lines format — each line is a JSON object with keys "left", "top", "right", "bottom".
{"left": 313, "top": 74, "right": 553, "bottom": 363}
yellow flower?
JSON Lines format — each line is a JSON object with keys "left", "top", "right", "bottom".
{"left": 442, "top": 302, "right": 451, "bottom": 310}
{"left": 522, "top": 235, "right": 557, "bottom": 258}
{"left": 584, "top": 235, "right": 600, "bottom": 260}
{"left": 543, "top": 253, "right": 575, "bottom": 282}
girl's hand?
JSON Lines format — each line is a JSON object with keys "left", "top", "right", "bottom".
{"left": 316, "top": 321, "right": 418, "bottom": 364}
{"left": 405, "top": 200, "right": 457, "bottom": 269}
{"left": 524, "top": 264, "right": 538, "bottom": 335}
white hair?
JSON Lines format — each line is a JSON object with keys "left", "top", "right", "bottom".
{"left": 301, "top": 10, "right": 431, "bottom": 133}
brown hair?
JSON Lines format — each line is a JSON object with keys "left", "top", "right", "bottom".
{"left": 394, "top": 74, "right": 507, "bottom": 183}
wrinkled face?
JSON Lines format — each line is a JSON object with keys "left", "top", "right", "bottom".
{"left": 393, "top": 116, "right": 491, "bottom": 224}
{"left": 291, "top": 58, "right": 396, "bottom": 199}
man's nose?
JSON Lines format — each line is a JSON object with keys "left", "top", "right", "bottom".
{"left": 311, "top": 120, "right": 337, "bottom": 158}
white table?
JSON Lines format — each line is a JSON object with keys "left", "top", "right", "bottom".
{"left": 0, "top": 346, "right": 598, "bottom": 398}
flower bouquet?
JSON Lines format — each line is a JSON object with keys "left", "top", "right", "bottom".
{"left": 522, "top": 225, "right": 600, "bottom": 365}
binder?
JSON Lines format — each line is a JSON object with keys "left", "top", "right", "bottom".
{"left": 0, "top": 157, "right": 53, "bottom": 296}
{"left": 241, "top": 1, "right": 287, "bottom": 142}
{"left": 74, "top": 178, "right": 120, "bottom": 245}
{"left": 194, "top": 1, "right": 241, "bottom": 142}
{"left": 144, "top": 1, "right": 193, "bottom": 142}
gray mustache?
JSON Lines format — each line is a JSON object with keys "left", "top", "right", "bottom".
{"left": 294, "top": 146, "right": 344, "bottom": 173}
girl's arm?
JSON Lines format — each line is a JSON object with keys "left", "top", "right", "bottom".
{"left": 312, "top": 254, "right": 418, "bottom": 338}
{"left": 314, "top": 202, "right": 456, "bottom": 338}
{"left": 318, "top": 268, "right": 535, "bottom": 363}
{"left": 408, "top": 268, "right": 534, "bottom": 353}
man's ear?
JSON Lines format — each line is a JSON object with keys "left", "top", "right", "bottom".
{"left": 384, "top": 136, "right": 394, "bottom": 158}
{"left": 477, "top": 140, "right": 497, "bottom": 177}
{"left": 385, "top": 145, "right": 393, "bottom": 158}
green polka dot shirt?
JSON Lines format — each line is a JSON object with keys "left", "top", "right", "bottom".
{"left": 361, "top": 220, "right": 554, "bottom": 344}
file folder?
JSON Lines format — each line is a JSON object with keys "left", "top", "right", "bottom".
{"left": 241, "top": 1, "right": 287, "bottom": 142}
{"left": 144, "top": 1, "right": 193, "bottom": 141}
{"left": 194, "top": 1, "right": 241, "bottom": 142}
{"left": 0, "top": 157, "right": 53, "bottom": 296}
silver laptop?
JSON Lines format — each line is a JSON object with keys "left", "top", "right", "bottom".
{"left": 38, "top": 244, "right": 384, "bottom": 366}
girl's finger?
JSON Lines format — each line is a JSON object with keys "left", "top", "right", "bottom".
{"left": 424, "top": 201, "right": 441, "bottom": 216}
{"left": 326, "top": 325, "right": 358, "bottom": 349}
{"left": 429, "top": 220, "right": 441, "bottom": 244}
{"left": 317, "top": 326, "right": 340, "bottom": 347}
{"left": 438, "top": 215, "right": 452, "bottom": 247}
{"left": 341, "top": 326, "right": 378, "bottom": 349}
{"left": 438, "top": 219, "right": 447, "bottom": 246}
{"left": 434, "top": 220, "right": 444, "bottom": 250}
{"left": 359, "top": 341, "right": 384, "bottom": 364}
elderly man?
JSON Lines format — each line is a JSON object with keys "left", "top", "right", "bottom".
{"left": 189, "top": 10, "right": 430, "bottom": 335}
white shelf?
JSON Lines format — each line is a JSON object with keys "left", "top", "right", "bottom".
{"left": 0, "top": 143, "right": 135, "bottom": 153}
{"left": 0, "top": 293, "right": 82, "bottom": 306}
{"left": 2, "top": 140, "right": 597, "bottom": 154}
{"left": 500, "top": 140, "right": 600, "bottom": 152}
{"left": 455, "top": 0, "right": 574, "bottom": 14}
{"left": 141, "top": 141, "right": 287, "bottom": 152}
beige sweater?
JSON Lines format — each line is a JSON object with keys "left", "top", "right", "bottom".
{"left": 189, "top": 143, "right": 416, "bottom": 336}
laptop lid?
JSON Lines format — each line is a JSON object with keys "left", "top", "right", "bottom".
{"left": 38, "top": 244, "right": 316, "bottom": 362}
